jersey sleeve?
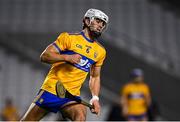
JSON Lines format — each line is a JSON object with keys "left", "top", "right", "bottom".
{"left": 53, "top": 32, "right": 71, "bottom": 53}
{"left": 95, "top": 50, "right": 106, "bottom": 67}
{"left": 122, "top": 84, "right": 129, "bottom": 97}
{"left": 144, "top": 84, "right": 150, "bottom": 97}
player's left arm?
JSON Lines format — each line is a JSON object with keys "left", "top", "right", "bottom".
{"left": 89, "top": 65, "right": 101, "bottom": 115}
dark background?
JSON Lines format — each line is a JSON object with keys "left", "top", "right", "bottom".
{"left": 0, "top": 0, "right": 180, "bottom": 120}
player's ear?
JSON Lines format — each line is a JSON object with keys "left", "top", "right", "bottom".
{"left": 84, "top": 18, "right": 90, "bottom": 27}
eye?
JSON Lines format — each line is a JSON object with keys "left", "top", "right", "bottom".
{"left": 95, "top": 18, "right": 106, "bottom": 26}
{"left": 95, "top": 18, "right": 101, "bottom": 23}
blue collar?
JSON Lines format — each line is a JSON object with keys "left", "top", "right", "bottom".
{"left": 80, "top": 31, "right": 94, "bottom": 43}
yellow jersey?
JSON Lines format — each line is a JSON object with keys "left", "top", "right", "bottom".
{"left": 41, "top": 31, "right": 106, "bottom": 96}
{"left": 122, "top": 82, "right": 150, "bottom": 115}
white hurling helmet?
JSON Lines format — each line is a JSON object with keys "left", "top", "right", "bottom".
{"left": 84, "top": 8, "right": 109, "bottom": 24}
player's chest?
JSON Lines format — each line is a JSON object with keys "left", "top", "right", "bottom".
{"left": 70, "top": 40, "right": 100, "bottom": 61}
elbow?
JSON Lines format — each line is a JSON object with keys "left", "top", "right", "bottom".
{"left": 40, "top": 53, "right": 46, "bottom": 63}
{"left": 40, "top": 52, "right": 53, "bottom": 64}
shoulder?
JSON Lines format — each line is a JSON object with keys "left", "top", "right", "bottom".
{"left": 142, "top": 83, "right": 150, "bottom": 89}
{"left": 61, "top": 32, "right": 82, "bottom": 38}
{"left": 58, "top": 32, "right": 81, "bottom": 37}
{"left": 95, "top": 41, "right": 106, "bottom": 56}
{"left": 56, "top": 32, "right": 70, "bottom": 40}
{"left": 68, "top": 32, "right": 81, "bottom": 35}
{"left": 59, "top": 32, "right": 69, "bottom": 36}
{"left": 122, "top": 83, "right": 131, "bottom": 94}
{"left": 95, "top": 40, "right": 106, "bottom": 50}
{"left": 57, "top": 32, "right": 81, "bottom": 41}
{"left": 123, "top": 82, "right": 132, "bottom": 89}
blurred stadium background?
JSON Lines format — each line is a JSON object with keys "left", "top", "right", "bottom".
{"left": 0, "top": 0, "right": 180, "bottom": 120}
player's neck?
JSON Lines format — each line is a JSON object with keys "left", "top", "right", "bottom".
{"left": 83, "top": 29, "right": 96, "bottom": 41}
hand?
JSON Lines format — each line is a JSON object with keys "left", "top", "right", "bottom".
{"left": 122, "top": 107, "right": 128, "bottom": 117}
{"left": 90, "top": 100, "right": 101, "bottom": 115}
{"left": 63, "top": 54, "right": 82, "bottom": 64}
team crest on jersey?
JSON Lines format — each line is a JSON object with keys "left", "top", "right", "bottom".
{"left": 85, "top": 45, "right": 92, "bottom": 53}
{"left": 94, "top": 52, "right": 98, "bottom": 58}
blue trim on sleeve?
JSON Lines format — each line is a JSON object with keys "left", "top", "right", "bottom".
{"left": 53, "top": 43, "right": 61, "bottom": 53}
{"left": 80, "top": 31, "right": 94, "bottom": 43}
{"left": 61, "top": 50, "right": 76, "bottom": 55}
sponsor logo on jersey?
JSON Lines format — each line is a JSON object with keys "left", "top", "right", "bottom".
{"left": 76, "top": 44, "right": 83, "bottom": 49}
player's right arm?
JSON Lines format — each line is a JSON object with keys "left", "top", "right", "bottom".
{"left": 121, "top": 85, "right": 129, "bottom": 117}
{"left": 40, "top": 44, "right": 81, "bottom": 64}
{"left": 40, "top": 32, "right": 82, "bottom": 64}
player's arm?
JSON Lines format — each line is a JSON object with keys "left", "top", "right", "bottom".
{"left": 89, "top": 65, "right": 101, "bottom": 115}
{"left": 40, "top": 44, "right": 81, "bottom": 64}
{"left": 146, "top": 94, "right": 151, "bottom": 107}
{"left": 120, "top": 87, "right": 129, "bottom": 117}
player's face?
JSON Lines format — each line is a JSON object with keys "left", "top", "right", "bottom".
{"left": 89, "top": 18, "right": 106, "bottom": 33}
{"left": 133, "top": 76, "right": 144, "bottom": 82}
